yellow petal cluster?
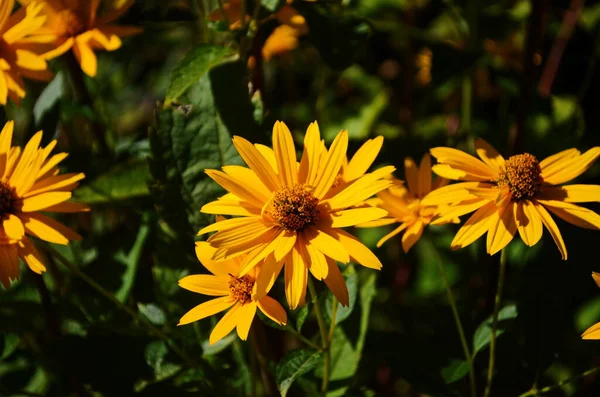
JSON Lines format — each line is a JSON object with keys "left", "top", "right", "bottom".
{"left": 0, "top": 121, "right": 88, "bottom": 288}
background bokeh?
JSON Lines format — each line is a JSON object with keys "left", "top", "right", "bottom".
{"left": 2, "top": 0, "right": 600, "bottom": 396}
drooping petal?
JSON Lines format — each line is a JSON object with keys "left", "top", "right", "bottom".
{"left": 593, "top": 272, "right": 600, "bottom": 288}
{"left": 323, "top": 258, "right": 349, "bottom": 307}
{"left": 253, "top": 254, "right": 284, "bottom": 300}
{"left": 327, "top": 228, "right": 382, "bottom": 270}
{"left": 16, "top": 237, "right": 45, "bottom": 274}
{"left": 20, "top": 213, "right": 81, "bottom": 244}
{"left": 257, "top": 296, "right": 287, "bottom": 325}
{"left": 431, "top": 197, "right": 489, "bottom": 225}
{"left": 329, "top": 207, "right": 388, "bottom": 228}
{"left": 235, "top": 302, "right": 258, "bottom": 340}
{"left": 3, "top": 214, "right": 25, "bottom": 240}
{"left": 486, "top": 202, "right": 517, "bottom": 255}
{"left": 418, "top": 154, "right": 432, "bottom": 197}
{"left": 533, "top": 201, "right": 567, "bottom": 260}
{"left": 542, "top": 147, "right": 600, "bottom": 186}
{"left": 401, "top": 220, "right": 424, "bottom": 253}
{"left": 178, "top": 296, "right": 234, "bottom": 326}
{"left": 538, "top": 200, "right": 600, "bottom": 230}
{"left": 209, "top": 302, "right": 242, "bottom": 345}
{"left": 420, "top": 182, "right": 482, "bottom": 206}
{"left": 274, "top": 231, "right": 296, "bottom": 262}
{"left": 582, "top": 322, "right": 600, "bottom": 339}
{"left": 451, "top": 202, "right": 497, "bottom": 250}
{"left": 178, "top": 274, "right": 230, "bottom": 296}
{"left": 0, "top": 243, "right": 19, "bottom": 288}
{"left": 304, "top": 227, "right": 349, "bottom": 264}
{"left": 285, "top": 247, "right": 308, "bottom": 310}
{"left": 539, "top": 185, "right": 600, "bottom": 203}
{"left": 539, "top": 148, "right": 580, "bottom": 172}
{"left": 195, "top": 242, "right": 239, "bottom": 276}
{"left": 73, "top": 37, "right": 98, "bottom": 77}
{"left": 20, "top": 192, "right": 72, "bottom": 212}
{"left": 376, "top": 223, "right": 408, "bottom": 248}
{"left": 515, "top": 200, "right": 543, "bottom": 247}
{"left": 304, "top": 235, "right": 328, "bottom": 280}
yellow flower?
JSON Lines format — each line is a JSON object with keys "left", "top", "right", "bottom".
{"left": 0, "top": 0, "right": 52, "bottom": 105}
{"left": 0, "top": 121, "right": 88, "bottom": 288}
{"left": 178, "top": 241, "right": 287, "bottom": 345}
{"left": 18, "top": 0, "right": 141, "bottom": 77}
{"left": 199, "top": 121, "right": 393, "bottom": 309}
{"left": 358, "top": 154, "right": 454, "bottom": 252}
{"left": 582, "top": 272, "right": 600, "bottom": 340}
{"left": 422, "top": 139, "right": 600, "bottom": 259}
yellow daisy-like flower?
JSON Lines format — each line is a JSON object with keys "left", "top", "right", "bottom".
{"left": 199, "top": 121, "right": 393, "bottom": 309}
{"left": 18, "top": 0, "right": 141, "bottom": 77}
{"left": 0, "top": 121, "right": 88, "bottom": 288}
{"left": 421, "top": 139, "right": 600, "bottom": 259}
{"left": 358, "top": 154, "right": 454, "bottom": 252}
{"left": 178, "top": 241, "right": 287, "bottom": 345}
{"left": 0, "top": 0, "right": 52, "bottom": 105}
{"left": 582, "top": 272, "right": 600, "bottom": 340}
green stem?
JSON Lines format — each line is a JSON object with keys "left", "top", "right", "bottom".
{"left": 435, "top": 252, "right": 476, "bottom": 397}
{"left": 307, "top": 278, "right": 330, "bottom": 396}
{"left": 483, "top": 248, "right": 508, "bottom": 397}
{"left": 328, "top": 298, "right": 338, "bottom": 343}
{"left": 285, "top": 326, "right": 322, "bottom": 351}
{"left": 215, "top": 0, "right": 230, "bottom": 28}
{"left": 46, "top": 246, "right": 195, "bottom": 367}
{"left": 518, "top": 367, "right": 600, "bottom": 397}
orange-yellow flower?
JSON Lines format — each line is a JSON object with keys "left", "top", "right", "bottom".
{"left": 18, "top": 0, "right": 141, "bottom": 77}
{"left": 0, "top": 0, "right": 52, "bottom": 105}
{"left": 0, "top": 121, "right": 88, "bottom": 288}
{"left": 582, "top": 272, "right": 600, "bottom": 340}
{"left": 178, "top": 241, "right": 287, "bottom": 345}
{"left": 199, "top": 121, "right": 393, "bottom": 309}
{"left": 358, "top": 154, "right": 455, "bottom": 252}
{"left": 422, "top": 139, "right": 600, "bottom": 259}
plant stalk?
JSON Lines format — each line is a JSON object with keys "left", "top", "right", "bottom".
{"left": 307, "top": 278, "right": 331, "bottom": 396}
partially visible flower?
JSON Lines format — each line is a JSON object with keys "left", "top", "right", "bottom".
{"left": 422, "top": 139, "right": 600, "bottom": 259}
{"left": 178, "top": 241, "right": 287, "bottom": 345}
{"left": 415, "top": 47, "right": 432, "bottom": 86}
{"left": 0, "top": 0, "right": 52, "bottom": 105}
{"left": 209, "top": 0, "right": 307, "bottom": 61}
{"left": 199, "top": 121, "right": 393, "bottom": 309}
{"left": 358, "top": 154, "right": 456, "bottom": 252}
{"left": 18, "top": 0, "right": 141, "bottom": 77}
{"left": 0, "top": 121, "right": 89, "bottom": 288}
{"left": 582, "top": 272, "right": 600, "bottom": 339}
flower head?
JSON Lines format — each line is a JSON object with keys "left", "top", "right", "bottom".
{"left": 582, "top": 272, "right": 600, "bottom": 340}
{"left": 19, "top": 0, "right": 141, "bottom": 77}
{"left": 358, "top": 154, "right": 455, "bottom": 252}
{"left": 199, "top": 121, "right": 393, "bottom": 309}
{"left": 422, "top": 139, "right": 600, "bottom": 259}
{"left": 178, "top": 241, "right": 287, "bottom": 345}
{"left": 0, "top": 0, "right": 53, "bottom": 105}
{"left": 0, "top": 121, "right": 88, "bottom": 288}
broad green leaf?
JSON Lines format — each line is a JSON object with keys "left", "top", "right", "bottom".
{"left": 441, "top": 359, "right": 470, "bottom": 384}
{"left": 473, "top": 304, "right": 518, "bottom": 356}
{"left": 575, "top": 296, "right": 600, "bottom": 332}
{"left": 33, "top": 72, "right": 63, "bottom": 127}
{"left": 296, "top": 304, "right": 310, "bottom": 332}
{"left": 114, "top": 222, "right": 150, "bottom": 302}
{"left": 0, "top": 333, "right": 19, "bottom": 360}
{"left": 75, "top": 160, "right": 150, "bottom": 203}
{"left": 262, "top": 0, "right": 286, "bottom": 12}
{"left": 137, "top": 303, "right": 167, "bottom": 326}
{"left": 324, "top": 264, "right": 358, "bottom": 326}
{"left": 165, "top": 44, "right": 235, "bottom": 105}
{"left": 276, "top": 349, "right": 323, "bottom": 397}
{"left": 202, "top": 333, "right": 237, "bottom": 356}
{"left": 145, "top": 341, "right": 182, "bottom": 381}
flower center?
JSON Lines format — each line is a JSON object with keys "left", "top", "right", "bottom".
{"left": 271, "top": 184, "right": 320, "bottom": 231}
{"left": 228, "top": 274, "right": 254, "bottom": 305}
{"left": 56, "top": 9, "right": 86, "bottom": 37}
{"left": 0, "top": 181, "right": 17, "bottom": 219}
{"left": 497, "top": 153, "right": 543, "bottom": 201}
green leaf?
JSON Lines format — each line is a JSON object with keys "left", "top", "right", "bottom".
{"left": 296, "top": 304, "right": 310, "bottom": 332}
{"left": 473, "top": 304, "right": 518, "bottom": 356}
{"left": 324, "top": 264, "right": 358, "bottom": 326}
{"left": 262, "top": 0, "right": 286, "bottom": 12}
{"left": 137, "top": 303, "right": 166, "bottom": 326}
{"left": 33, "top": 72, "right": 64, "bottom": 126}
{"left": 75, "top": 160, "right": 150, "bottom": 203}
{"left": 276, "top": 349, "right": 323, "bottom": 397}
{"left": 575, "top": 296, "right": 600, "bottom": 332}
{"left": 165, "top": 44, "right": 235, "bottom": 105}
{"left": 144, "top": 341, "right": 182, "bottom": 381}
{"left": 0, "top": 333, "right": 19, "bottom": 360}
{"left": 441, "top": 359, "right": 470, "bottom": 384}
{"left": 552, "top": 95, "right": 578, "bottom": 124}
{"left": 114, "top": 222, "right": 150, "bottom": 302}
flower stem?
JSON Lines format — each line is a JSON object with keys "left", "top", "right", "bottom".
{"left": 307, "top": 278, "right": 330, "bottom": 396}
{"left": 483, "top": 248, "right": 508, "bottom": 397}
{"left": 435, "top": 251, "right": 476, "bottom": 397}
{"left": 328, "top": 298, "right": 338, "bottom": 343}
{"left": 518, "top": 367, "right": 600, "bottom": 397}
{"left": 46, "top": 245, "right": 195, "bottom": 368}
{"left": 63, "top": 52, "right": 110, "bottom": 156}
{"left": 285, "top": 326, "right": 322, "bottom": 351}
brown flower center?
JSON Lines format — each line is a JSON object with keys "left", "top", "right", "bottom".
{"left": 497, "top": 153, "right": 543, "bottom": 201}
{"left": 271, "top": 184, "right": 320, "bottom": 231}
{"left": 228, "top": 274, "right": 254, "bottom": 305}
{"left": 56, "top": 9, "right": 87, "bottom": 37}
{"left": 0, "top": 181, "right": 17, "bottom": 219}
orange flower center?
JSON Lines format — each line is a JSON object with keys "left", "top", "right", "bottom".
{"left": 0, "top": 181, "right": 17, "bottom": 219}
{"left": 271, "top": 184, "right": 320, "bottom": 231}
{"left": 228, "top": 274, "right": 254, "bottom": 305}
{"left": 497, "top": 153, "right": 543, "bottom": 201}
{"left": 56, "top": 9, "right": 87, "bottom": 37}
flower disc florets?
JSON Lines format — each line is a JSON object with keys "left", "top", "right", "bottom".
{"left": 0, "top": 181, "right": 17, "bottom": 218}
{"left": 497, "top": 153, "right": 543, "bottom": 201}
{"left": 271, "top": 184, "right": 320, "bottom": 231}
{"left": 57, "top": 9, "right": 86, "bottom": 36}
{"left": 228, "top": 275, "right": 254, "bottom": 305}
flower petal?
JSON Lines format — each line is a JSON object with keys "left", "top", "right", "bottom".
{"left": 420, "top": 182, "right": 482, "bottom": 206}
{"left": 404, "top": 157, "right": 418, "bottom": 195}
{"left": 330, "top": 207, "right": 388, "bottom": 228}
{"left": 533, "top": 201, "right": 567, "bottom": 260}
{"left": 20, "top": 192, "right": 72, "bottom": 212}
{"left": 235, "top": 302, "right": 258, "bottom": 340}
{"left": 486, "top": 202, "right": 517, "bottom": 255}
{"left": 539, "top": 185, "right": 600, "bottom": 203}
{"left": 451, "top": 201, "right": 497, "bottom": 250}
{"left": 3, "top": 214, "right": 24, "bottom": 240}
{"left": 418, "top": 154, "right": 432, "bottom": 197}
{"left": 345, "top": 136, "right": 383, "bottom": 182}
{"left": 257, "top": 296, "right": 287, "bottom": 325}
{"left": 313, "top": 130, "right": 348, "bottom": 199}
{"left": 0, "top": 243, "right": 19, "bottom": 288}
{"left": 209, "top": 302, "right": 242, "bottom": 344}
{"left": 232, "top": 136, "right": 280, "bottom": 191}
{"left": 474, "top": 138, "right": 505, "bottom": 173}
{"left": 542, "top": 147, "right": 600, "bottom": 185}
{"left": 304, "top": 227, "right": 349, "bottom": 264}
{"left": 272, "top": 121, "right": 298, "bottom": 186}
{"left": 515, "top": 200, "right": 543, "bottom": 247}
{"left": 298, "top": 121, "right": 322, "bottom": 186}
{"left": 16, "top": 237, "right": 45, "bottom": 274}
{"left": 582, "top": 322, "right": 600, "bottom": 339}
{"left": 376, "top": 223, "right": 408, "bottom": 248}
{"left": 285, "top": 247, "right": 308, "bottom": 310}
{"left": 323, "top": 258, "right": 349, "bottom": 307}
{"left": 328, "top": 228, "right": 382, "bottom": 270}
{"left": 178, "top": 274, "right": 230, "bottom": 296}
{"left": 430, "top": 147, "right": 496, "bottom": 181}
{"left": 537, "top": 200, "right": 600, "bottom": 230}
{"left": 401, "top": 220, "right": 424, "bottom": 253}
{"left": 178, "top": 296, "right": 234, "bottom": 326}
{"left": 323, "top": 166, "right": 395, "bottom": 211}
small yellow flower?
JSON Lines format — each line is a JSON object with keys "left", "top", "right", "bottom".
{"left": 422, "top": 139, "right": 600, "bottom": 259}
{"left": 582, "top": 272, "right": 600, "bottom": 340}
{"left": 178, "top": 241, "right": 287, "bottom": 345}
{"left": 358, "top": 154, "right": 455, "bottom": 252}
{"left": 19, "top": 0, "right": 141, "bottom": 77}
{"left": 0, "top": 0, "right": 52, "bottom": 105}
{"left": 0, "top": 121, "right": 88, "bottom": 288}
{"left": 199, "top": 121, "right": 393, "bottom": 309}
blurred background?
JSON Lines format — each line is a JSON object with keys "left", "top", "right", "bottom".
{"left": 1, "top": 0, "right": 600, "bottom": 395}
